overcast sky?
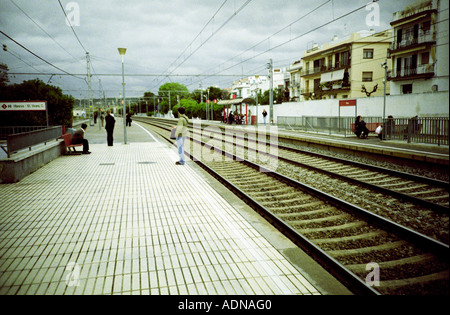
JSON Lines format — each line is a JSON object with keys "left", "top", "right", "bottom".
{"left": 0, "top": 0, "right": 415, "bottom": 99}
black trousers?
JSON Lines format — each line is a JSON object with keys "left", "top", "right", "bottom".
{"left": 107, "top": 130, "right": 114, "bottom": 146}
{"left": 82, "top": 139, "right": 89, "bottom": 152}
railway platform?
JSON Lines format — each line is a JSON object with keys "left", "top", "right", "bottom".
{"left": 200, "top": 119, "right": 449, "bottom": 166}
{"left": 0, "top": 119, "right": 350, "bottom": 295}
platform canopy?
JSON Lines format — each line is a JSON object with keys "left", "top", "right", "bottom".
{"left": 217, "top": 98, "right": 255, "bottom": 106}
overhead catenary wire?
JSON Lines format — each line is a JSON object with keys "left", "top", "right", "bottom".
{"left": 183, "top": 0, "right": 332, "bottom": 87}
{"left": 150, "top": 0, "right": 253, "bottom": 90}
{"left": 0, "top": 30, "right": 85, "bottom": 81}
{"left": 9, "top": 0, "right": 83, "bottom": 67}
{"left": 186, "top": 1, "right": 449, "bottom": 90}
{"left": 3, "top": 1, "right": 446, "bottom": 97}
{"left": 187, "top": 1, "right": 374, "bottom": 89}
{"left": 151, "top": 0, "right": 229, "bottom": 86}
{"left": 57, "top": 0, "right": 87, "bottom": 53}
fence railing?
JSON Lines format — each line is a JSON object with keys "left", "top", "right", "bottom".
{"left": 277, "top": 116, "right": 382, "bottom": 136}
{"left": 277, "top": 116, "right": 449, "bottom": 146}
{"left": 0, "top": 126, "right": 48, "bottom": 140}
{"left": 0, "top": 126, "right": 63, "bottom": 158}
{"left": 382, "top": 117, "right": 449, "bottom": 145}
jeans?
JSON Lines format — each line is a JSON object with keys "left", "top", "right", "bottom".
{"left": 176, "top": 136, "right": 185, "bottom": 164}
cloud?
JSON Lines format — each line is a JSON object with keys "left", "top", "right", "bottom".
{"left": 1, "top": 0, "right": 414, "bottom": 97}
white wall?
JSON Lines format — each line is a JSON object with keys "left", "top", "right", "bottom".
{"left": 437, "top": 0, "right": 449, "bottom": 92}
{"left": 244, "top": 91, "right": 449, "bottom": 123}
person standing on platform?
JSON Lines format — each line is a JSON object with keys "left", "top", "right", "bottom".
{"left": 126, "top": 112, "right": 132, "bottom": 127}
{"left": 228, "top": 111, "right": 234, "bottom": 125}
{"left": 176, "top": 107, "right": 189, "bottom": 165}
{"left": 262, "top": 109, "right": 268, "bottom": 125}
{"left": 105, "top": 110, "right": 116, "bottom": 146}
{"left": 72, "top": 123, "right": 91, "bottom": 154}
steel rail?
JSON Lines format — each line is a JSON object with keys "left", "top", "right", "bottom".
{"left": 136, "top": 118, "right": 449, "bottom": 295}
{"left": 142, "top": 117, "right": 448, "bottom": 214}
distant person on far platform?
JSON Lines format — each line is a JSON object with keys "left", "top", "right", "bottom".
{"left": 262, "top": 109, "right": 268, "bottom": 125}
{"left": 126, "top": 112, "right": 132, "bottom": 127}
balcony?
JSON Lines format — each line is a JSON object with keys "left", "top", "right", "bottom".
{"left": 390, "top": 32, "right": 435, "bottom": 53}
{"left": 301, "top": 67, "right": 323, "bottom": 77}
{"left": 301, "top": 62, "right": 351, "bottom": 77}
{"left": 390, "top": 64, "right": 435, "bottom": 81}
{"left": 320, "top": 80, "right": 351, "bottom": 92}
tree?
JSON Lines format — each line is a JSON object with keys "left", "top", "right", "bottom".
{"left": 207, "top": 86, "right": 223, "bottom": 101}
{"left": 260, "top": 88, "right": 283, "bottom": 105}
{"left": 158, "top": 82, "right": 190, "bottom": 114}
{"left": 0, "top": 79, "right": 74, "bottom": 128}
{"left": 139, "top": 91, "right": 156, "bottom": 113}
{"left": 190, "top": 86, "right": 228, "bottom": 106}
{"left": 0, "top": 63, "right": 9, "bottom": 87}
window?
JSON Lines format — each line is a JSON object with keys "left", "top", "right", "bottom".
{"left": 362, "top": 72, "right": 373, "bottom": 82}
{"left": 402, "top": 84, "right": 413, "bottom": 94}
{"left": 421, "top": 52, "right": 430, "bottom": 65}
{"left": 363, "top": 49, "right": 374, "bottom": 59}
{"left": 341, "top": 51, "right": 350, "bottom": 67}
{"left": 422, "top": 21, "right": 431, "bottom": 34}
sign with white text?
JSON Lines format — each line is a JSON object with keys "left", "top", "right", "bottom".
{"left": 0, "top": 101, "right": 47, "bottom": 111}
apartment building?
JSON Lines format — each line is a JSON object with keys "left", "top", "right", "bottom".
{"left": 230, "top": 70, "right": 286, "bottom": 99}
{"left": 300, "top": 30, "right": 392, "bottom": 100}
{"left": 286, "top": 60, "right": 302, "bottom": 101}
{"left": 389, "top": 0, "right": 449, "bottom": 94}
{"left": 231, "top": 76, "right": 267, "bottom": 99}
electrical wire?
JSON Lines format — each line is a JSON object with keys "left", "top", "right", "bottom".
{"left": 154, "top": 0, "right": 229, "bottom": 80}
{"left": 9, "top": 0, "right": 83, "bottom": 66}
{"left": 57, "top": 0, "right": 87, "bottom": 53}
{"left": 150, "top": 0, "right": 253, "bottom": 90}
{"left": 0, "top": 30, "right": 85, "bottom": 80}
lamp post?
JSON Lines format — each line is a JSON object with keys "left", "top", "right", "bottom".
{"left": 118, "top": 48, "right": 127, "bottom": 144}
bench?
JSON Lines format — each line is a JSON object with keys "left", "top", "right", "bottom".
{"left": 61, "top": 133, "right": 82, "bottom": 154}
{"left": 350, "top": 122, "right": 382, "bottom": 134}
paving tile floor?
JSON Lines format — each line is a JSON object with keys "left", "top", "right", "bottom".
{"left": 0, "top": 139, "right": 321, "bottom": 295}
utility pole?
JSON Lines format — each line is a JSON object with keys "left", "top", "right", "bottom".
{"left": 267, "top": 59, "right": 274, "bottom": 124}
{"left": 382, "top": 59, "right": 388, "bottom": 122}
{"left": 382, "top": 58, "right": 388, "bottom": 140}
{"left": 169, "top": 90, "right": 171, "bottom": 115}
{"left": 86, "top": 52, "right": 93, "bottom": 125}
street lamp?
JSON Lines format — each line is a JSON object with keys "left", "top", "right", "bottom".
{"left": 118, "top": 48, "right": 127, "bottom": 144}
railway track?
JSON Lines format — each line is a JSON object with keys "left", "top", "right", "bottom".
{"left": 136, "top": 117, "right": 449, "bottom": 295}
{"left": 137, "top": 118, "right": 449, "bottom": 218}
{"left": 201, "top": 124, "right": 449, "bottom": 211}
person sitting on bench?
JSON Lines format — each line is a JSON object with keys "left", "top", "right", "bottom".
{"left": 355, "top": 115, "right": 370, "bottom": 139}
{"left": 72, "top": 123, "right": 91, "bottom": 154}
